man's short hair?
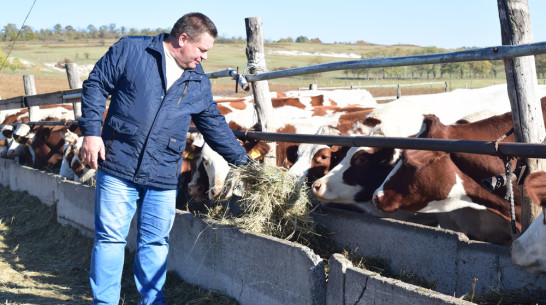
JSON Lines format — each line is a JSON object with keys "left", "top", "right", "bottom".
{"left": 170, "top": 12, "right": 218, "bottom": 42}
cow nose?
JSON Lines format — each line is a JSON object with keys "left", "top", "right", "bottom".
{"left": 209, "top": 185, "right": 223, "bottom": 198}
{"left": 312, "top": 181, "right": 322, "bottom": 195}
{"left": 187, "top": 183, "right": 202, "bottom": 196}
{"left": 372, "top": 192, "right": 381, "bottom": 207}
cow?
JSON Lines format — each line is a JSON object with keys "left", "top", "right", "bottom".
{"left": 8, "top": 123, "right": 80, "bottom": 172}
{"left": 187, "top": 103, "right": 376, "bottom": 202}
{"left": 2, "top": 105, "right": 75, "bottom": 161}
{"left": 369, "top": 100, "right": 546, "bottom": 246}
{"left": 288, "top": 107, "right": 374, "bottom": 184}
{"left": 511, "top": 171, "right": 546, "bottom": 273}
{"left": 0, "top": 125, "right": 15, "bottom": 158}
{"left": 187, "top": 139, "right": 270, "bottom": 202}
{"left": 60, "top": 128, "right": 96, "bottom": 184}
{"left": 311, "top": 85, "right": 545, "bottom": 206}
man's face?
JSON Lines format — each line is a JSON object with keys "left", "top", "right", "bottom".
{"left": 175, "top": 32, "right": 214, "bottom": 69}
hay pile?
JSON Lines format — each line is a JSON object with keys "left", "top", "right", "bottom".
{"left": 208, "top": 163, "right": 321, "bottom": 247}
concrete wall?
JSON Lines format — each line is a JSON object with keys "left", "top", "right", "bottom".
{"left": 327, "top": 253, "right": 474, "bottom": 305}
{"left": 314, "top": 206, "right": 546, "bottom": 297}
{"left": 3, "top": 157, "right": 545, "bottom": 304}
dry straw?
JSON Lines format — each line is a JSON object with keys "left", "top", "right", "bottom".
{"left": 207, "top": 163, "right": 322, "bottom": 247}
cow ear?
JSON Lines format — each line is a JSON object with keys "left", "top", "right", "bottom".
{"left": 192, "top": 133, "right": 205, "bottom": 147}
{"left": 404, "top": 149, "right": 446, "bottom": 168}
{"left": 419, "top": 114, "right": 444, "bottom": 138}
{"left": 524, "top": 171, "right": 546, "bottom": 207}
{"left": 330, "top": 145, "right": 342, "bottom": 153}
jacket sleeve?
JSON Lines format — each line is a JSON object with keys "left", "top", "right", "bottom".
{"left": 192, "top": 94, "right": 250, "bottom": 166}
{"left": 78, "top": 37, "right": 128, "bottom": 136}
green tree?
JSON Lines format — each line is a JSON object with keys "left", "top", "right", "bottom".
{"left": 53, "top": 23, "right": 63, "bottom": 37}
{"left": 295, "top": 36, "right": 308, "bottom": 43}
{"left": 470, "top": 61, "right": 492, "bottom": 78}
{"left": 2, "top": 23, "right": 19, "bottom": 41}
{"left": 87, "top": 24, "right": 97, "bottom": 39}
{"left": 21, "top": 25, "right": 36, "bottom": 40}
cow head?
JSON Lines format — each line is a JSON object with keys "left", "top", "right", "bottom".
{"left": 311, "top": 146, "right": 397, "bottom": 204}
{"left": 187, "top": 158, "right": 209, "bottom": 202}
{"left": 373, "top": 149, "right": 456, "bottom": 212}
{"left": 7, "top": 124, "right": 34, "bottom": 161}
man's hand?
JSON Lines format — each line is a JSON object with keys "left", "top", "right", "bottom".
{"left": 80, "top": 136, "right": 105, "bottom": 170}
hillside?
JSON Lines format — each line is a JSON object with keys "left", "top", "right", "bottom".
{"left": 0, "top": 39, "right": 525, "bottom": 99}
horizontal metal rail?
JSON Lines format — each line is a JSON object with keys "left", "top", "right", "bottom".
{"left": 0, "top": 120, "right": 78, "bottom": 128}
{"left": 4, "top": 122, "right": 544, "bottom": 159}
{"left": 187, "top": 127, "right": 546, "bottom": 160}
{"left": 244, "top": 41, "right": 546, "bottom": 82}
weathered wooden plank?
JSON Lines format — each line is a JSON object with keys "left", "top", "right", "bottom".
{"left": 25, "top": 91, "right": 66, "bottom": 107}
{"left": 498, "top": 0, "right": 545, "bottom": 231}
{"left": 65, "top": 63, "right": 82, "bottom": 118}
{"left": 0, "top": 96, "right": 25, "bottom": 111}
{"left": 245, "top": 17, "right": 276, "bottom": 165}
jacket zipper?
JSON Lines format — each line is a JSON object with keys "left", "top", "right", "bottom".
{"left": 177, "top": 82, "right": 189, "bottom": 105}
{"left": 105, "top": 131, "right": 116, "bottom": 153}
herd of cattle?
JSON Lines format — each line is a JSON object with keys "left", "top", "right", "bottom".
{"left": 1, "top": 85, "right": 545, "bottom": 274}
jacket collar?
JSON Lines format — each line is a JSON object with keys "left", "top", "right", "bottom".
{"left": 147, "top": 33, "right": 203, "bottom": 74}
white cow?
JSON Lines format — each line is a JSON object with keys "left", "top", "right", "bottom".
{"left": 511, "top": 171, "right": 546, "bottom": 273}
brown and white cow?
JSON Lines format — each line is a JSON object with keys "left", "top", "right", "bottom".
{"left": 511, "top": 171, "right": 546, "bottom": 273}
{"left": 3, "top": 105, "right": 75, "bottom": 161}
{"left": 60, "top": 128, "right": 96, "bottom": 184}
{"left": 9, "top": 123, "right": 80, "bottom": 172}
{"left": 288, "top": 107, "right": 374, "bottom": 184}
{"left": 188, "top": 103, "right": 375, "bottom": 202}
{"left": 311, "top": 85, "right": 544, "bottom": 206}
{"left": 369, "top": 100, "right": 546, "bottom": 245}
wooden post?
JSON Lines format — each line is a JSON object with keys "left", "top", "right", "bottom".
{"left": 245, "top": 17, "right": 276, "bottom": 165}
{"left": 23, "top": 75, "right": 40, "bottom": 122}
{"left": 65, "top": 63, "right": 82, "bottom": 118}
{"left": 498, "top": 0, "right": 545, "bottom": 232}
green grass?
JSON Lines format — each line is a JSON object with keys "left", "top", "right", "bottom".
{"left": 2, "top": 39, "right": 544, "bottom": 90}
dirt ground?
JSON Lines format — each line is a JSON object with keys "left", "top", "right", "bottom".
{"left": 0, "top": 186, "right": 238, "bottom": 305}
{"left": 0, "top": 73, "right": 302, "bottom": 100}
{"left": 0, "top": 72, "right": 443, "bottom": 101}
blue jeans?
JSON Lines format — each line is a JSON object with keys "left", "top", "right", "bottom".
{"left": 90, "top": 170, "right": 176, "bottom": 305}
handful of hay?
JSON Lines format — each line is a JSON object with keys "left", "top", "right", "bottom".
{"left": 207, "top": 163, "right": 321, "bottom": 246}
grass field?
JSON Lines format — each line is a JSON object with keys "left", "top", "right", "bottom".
{"left": 2, "top": 39, "right": 539, "bottom": 100}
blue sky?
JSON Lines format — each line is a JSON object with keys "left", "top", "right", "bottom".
{"left": 2, "top": 0, "right": 546, "bottom": 49}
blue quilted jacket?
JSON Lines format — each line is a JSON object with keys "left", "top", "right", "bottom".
{"left": 79, "top": 33, "right": 249, "bottom": 189}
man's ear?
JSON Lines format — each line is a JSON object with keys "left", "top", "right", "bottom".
{"left": 179, "top": 33, "right": 189, "bottom": 45}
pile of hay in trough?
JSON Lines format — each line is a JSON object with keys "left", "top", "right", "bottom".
{"left": 207, "top": 163, "right": 322, "bottom": 247}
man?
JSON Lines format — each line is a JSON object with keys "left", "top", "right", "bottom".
{"left": 78, "top": 12, "right": 249, "bottom": 304}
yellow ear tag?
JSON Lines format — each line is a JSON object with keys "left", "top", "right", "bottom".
{"left": 249, "top": 149, "right": 261, "bottom": 160}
